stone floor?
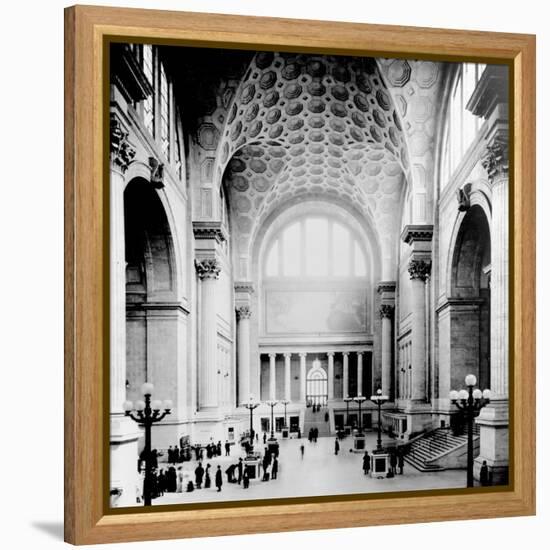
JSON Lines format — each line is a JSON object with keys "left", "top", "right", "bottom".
{"left": 149, "top": 434, "right": 467, "bottom": 506}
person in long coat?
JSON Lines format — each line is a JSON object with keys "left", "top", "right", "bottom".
{"left": 237, "top": 458, "right": 243, "bottom": 484}
{"left": 195, "top": 462, "right": 204, "bottom": 489}
{"left": 243, "top": 469, "right": 250, "bottom": 489}
{"left": 176, "top": 467, "right": 184, "bottom": 493}
{"left": 363, "top": 451, "right": 370, "bottom": 475}
{"left": 390, "top": 451, "right": 397, "bottom": 474}
{"left": 215, "top": 465, "right": 223, "bottom": 492}
{"left": 204, "top": 463, "right": 212, "bottom": 488}
{"left": 271, "top": 457, "right": 278, "bottom": 480}
{"left": 334, "top": 438, "right": 340, "bottom": 455}
{"left": 480, "top": 460, "right": 490, "bottom": 486}
{"left": 398, "top": 451, "right": 405, "bottom": 475}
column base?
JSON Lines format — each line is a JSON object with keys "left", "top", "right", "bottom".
{"left": 110, "top": 414, "right": 143, "bottom": 508}
{"left": 474, "top": 398, "right": 509, "bottom": 485}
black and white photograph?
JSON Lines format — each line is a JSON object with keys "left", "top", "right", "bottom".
{"left": 108, "top": 43, "right": 510, "bottom": 508}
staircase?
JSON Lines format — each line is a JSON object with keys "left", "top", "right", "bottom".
{"left": 303, "top": 406, "right": 331, "bottom": 438}
{"left": 404, "top": 426, "right": 480, "bottom": 472}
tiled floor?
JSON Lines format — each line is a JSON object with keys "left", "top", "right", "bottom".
{"left": 150, "top": 434, "right": 466, "bottom": 506}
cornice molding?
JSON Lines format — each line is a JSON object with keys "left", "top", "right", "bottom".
{"left": 192, "top": 221, "right": 228, "bottom": 243}
{"left": 401, "top": 224, "right": 434, "bottom": 245}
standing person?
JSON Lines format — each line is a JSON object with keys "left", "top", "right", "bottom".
{"left": 263, "top": 432, "right": 267, "bottom": 444}
{"left": 480, "top": 460, "right": 490, "bottom": 486}
{"left": 194, "top": 462, "right": 204, "bottom": 489}
{"left": 363, "top": 451, "right": 370, "bottom": 475}
{"left": 176, "top": 467, "right": 184, "bottom": 493}
{"left": 398, "top": 451, "right": 404, "bottom": 475}
{"left": 243, "top": 468, "right": 250, "bottom": 489}
{"left": 225, "top": 440, "right": 231, "bottom": 456}
{"left": 217, "top": 441, "right": 222, "bottom": 456}
{"left": 204, "top": 463, "right": 212, "bottom": 488}
{"left": 271, "top": 456, "right": 278, "bottom": 480}
{"left": 390, "top": 451, "right": 397, "bottom": 475}
{"left": 237, "top": 458, "right": 243, "bottom": 484}
{"left": 334, "top": 438, "right": 340, "bottom": 455}
{"left": 168, "top": 446, "right": 174, "bottom": 464}
{"left": 215, "top": 465, "right": 223, "bottom": 492}
{"left": 300, "top": 444, "right": 305, "bottom": 459}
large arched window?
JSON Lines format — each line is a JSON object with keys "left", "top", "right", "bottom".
{"left": 441, "top": 63, "right": 486, "bottom": 189}
{"left": 264, "top": 217, "right": 367, "bottom": 278}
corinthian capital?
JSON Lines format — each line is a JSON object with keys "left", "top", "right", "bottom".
{"left": 482, "top": 134, "right": 509, "bottom": 184}
{"left": 379, "top": 304, "right": 395, "bottom": 319}
{"left": 195, "top": 258, "right": 221, "bottom": 280}
{"left": 236, "top": 305, "right": 252, "bottom": 320}
{"left": 408, "top": 259, "right": 431, "bottom": 281}
{"left": 110, "top": 114, "right": 136, "bottom": 172}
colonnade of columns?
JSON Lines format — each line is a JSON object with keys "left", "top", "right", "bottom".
{"left": 262, "top": 350, "right": 370, "bottom": 403}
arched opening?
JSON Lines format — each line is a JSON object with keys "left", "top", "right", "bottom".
{"left": 124, "top": 179, "right": 179, "bottom": 415}
{"left": 448, "top": 205, "right": 491, "bottom": 391}
{"left": 306, "top": 360, "right": 328, "bottom": 407}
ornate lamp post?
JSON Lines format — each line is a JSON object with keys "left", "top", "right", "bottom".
{"left": 280, "top": 399, "right": 290, "bottom": 428}
{"left": 265, "top": 399, "right": 278, "bottom": 439}
{"left": 123, "top": 382, "right": 172, "bottom": 506}
{"left": 450, "top": 374, "right": 491, "bottom": 488}
{"left": 353, "top": 395, "right": 367, "bottom": 434}
{"left": 242, "top": 395, "right": 260, "bottom": 453}
{"left": 343, "top": 395, "right": 352, "bottom": 432}
{"left": 370, "top": 388, "right": 389, "bottom": 452}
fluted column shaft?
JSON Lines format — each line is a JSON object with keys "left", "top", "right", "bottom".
{"left": 327, "top": 352, "right": 334, "bottom": 400}
{"left": 357, "top": 351, "right": 363, "bottom": 396}
{"left": 343, "top": 352, "right": 349, "bottom": 398}
{"left": 408, "top": 260, "right": 430, "bottom": 401}
{"left": 379, "top": 305, "right": 394, "bottom": 398}
{"left": 110, "top": 165, "right": 127, "bottom": 413}
{"left": 284, "top": 353, "right": 292, "bottom": 401}
{"left": 236, "top": 306, "right": 251, "bottom": 404}
{"left": 269, "top": 353, "right": 277, "bottom": 401}
{"left": 490, "top": 172, "right": 509, "bottom": 398}
{"left": 197, "top": 259, "right": 221, "bottom": 409}
{"left": 299, "top": 353, "right": 307, "bottom": 401}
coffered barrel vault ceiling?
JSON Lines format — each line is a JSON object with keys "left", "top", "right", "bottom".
{"left": 177, "top": 48, "right": 445, "bottom": 275}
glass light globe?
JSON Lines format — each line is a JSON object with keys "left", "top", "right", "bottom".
{"left": 377, "top": 388, "right": 382, "bottom": 396}
{"left": 123, "top": 400, "right": 133, "bottom": 412}
{"left": 152, "top": 400, "right": 162, "bottom": 411}
{"left": 163, "top": 399, "right": 173, "bottom": 410}
{"left": 482, "top": 389, "right": 492, "bottom": 400}
{"left": 449, "top": 390, "right": 459, "bottom": 401}
{"left": 465, "top": 374, "right": 477, "bottom": 387}
{"left": 473, "top": 389, "right": 482, "bottom": 399}
{"left": 458, "top": 389, "right": 469, "bottom": 400}
{"left": 141, "top": 382, "right": 154, "bottom": 396}
{"left": 135, "top": 400, "right": 145, "bottom": 411}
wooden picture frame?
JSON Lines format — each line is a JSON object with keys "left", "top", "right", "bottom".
{"left": 64, "top": 4, "right": 536, "bottom": 545}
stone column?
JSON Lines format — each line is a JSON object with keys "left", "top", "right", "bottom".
{"left": 299, "top": 353, "right": 307, "bottom": 401}
{"left": 379, "top": 305, "right": 394, "bottom": 398}
{"left": 284, "top": 353, "right": 292, "bottom": 402}
{"left": 408, "top": 260, "right": 431, "bottom": 401}
{"left": 343, "top": 352, "right": 349, "bottom": 398}
{"left": 327, "top": 352, "right": 334, "bottom": 400}
{"left": 109, "top": 113, "right": 142, "bottom": 507}
{"left": 196, "top": 259, "right": 221, "bottom": 409}
{"left": 476, "top": 128, "right": 509, "bottom": 483}
{"left": 109, "top": 114, "right": 135, "bottom": 414}
{"left": 269, "top": 353, "right": 277, "bottom": 401}
{"left": 236, "top": 305, "right": 251, "bottom": 404}
{"left": 357, "top": 351, "right": 363, "bottom": 396}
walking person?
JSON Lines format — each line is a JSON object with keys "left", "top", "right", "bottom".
{"left": 300, "top": 444, "right": 305, "bottom": 459}
{"left": 215, "top": 465, "right": 223, "bottom": 492}
{"left": 225, "top": 440, "right": 231, "bottom": 456}
{"left": 243, "top": 468, "right": 250, "bottom": 489}
{"left": 334, "top": 438, "right": 340, "bottom": 455}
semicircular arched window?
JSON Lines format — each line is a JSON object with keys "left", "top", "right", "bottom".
{"left": 264, "top": 217, "right": 367, "bottom": 278}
